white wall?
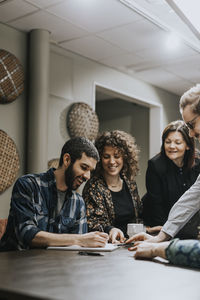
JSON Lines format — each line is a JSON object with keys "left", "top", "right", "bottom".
{"left": 48, "top": 44, "right": 180, "bottom": 162}
{"left": 0, "top": 24, "right": 27, "bottom": 218}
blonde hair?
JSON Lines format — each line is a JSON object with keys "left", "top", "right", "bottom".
{"left": 180, "top": 84, "right": 200, "bottom": 114}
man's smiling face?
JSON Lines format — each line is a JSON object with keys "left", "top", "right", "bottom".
{"left": 64, "top": 152, "right": 97, "bottom": 190}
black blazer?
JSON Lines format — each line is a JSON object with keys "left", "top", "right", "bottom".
{"left": 142, "top": 153, "right": 200, "bottom": 226}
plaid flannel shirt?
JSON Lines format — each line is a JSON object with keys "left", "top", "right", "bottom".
{"left": 0, "top": 168, "right": 87, "bottom": 250}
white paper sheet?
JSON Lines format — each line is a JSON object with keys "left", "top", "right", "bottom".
{"left": 47, "top": 243, "right": 118, "bottom": 252}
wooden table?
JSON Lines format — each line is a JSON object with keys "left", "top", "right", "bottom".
{"left": 0, "top": 247, "right": 199, "bottom": 300}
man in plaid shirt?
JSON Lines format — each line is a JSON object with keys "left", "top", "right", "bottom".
{"left": 0, "top": 137, "right": 108, "bottom": 250}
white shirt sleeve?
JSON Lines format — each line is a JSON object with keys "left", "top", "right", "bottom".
{"left": 162, "top": 174, "right": 200, "bottom": 237}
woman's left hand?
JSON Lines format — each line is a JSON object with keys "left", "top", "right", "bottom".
{"left": 109, "top": 228, "right": 125, "bottom": 243}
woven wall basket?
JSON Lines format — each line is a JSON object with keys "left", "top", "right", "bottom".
{"left": 0, "top": 49, "right": 24, "bottom": 104}
{"left": 0, "top": 130, "right": 20, "bottom": 193}
{"left": 67, "top": 102, "right": 99, "bottom": 141}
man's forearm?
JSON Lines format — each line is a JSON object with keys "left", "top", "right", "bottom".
{"left": 30, "top": 231, "right": 81, "bottom": 248}
{"left": 30, "top": 231, "right": 109, "bottom": 249}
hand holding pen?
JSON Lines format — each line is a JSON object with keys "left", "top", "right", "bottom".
{"left": 109, "top": 228, "right": 125, "bottom": 244}
{"left": 98, "top": 224, "right": 104, "bottom": 232}
{"left": 97, "top": 224, "right": 125, "bottom": 244}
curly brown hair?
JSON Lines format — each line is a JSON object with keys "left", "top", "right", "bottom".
{"left": 94, "top": 130, "right": 139, "bottom": 180}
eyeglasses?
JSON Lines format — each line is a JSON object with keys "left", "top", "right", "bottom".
{"left": 185, "top": 115, "right": 200, "bottom": 130}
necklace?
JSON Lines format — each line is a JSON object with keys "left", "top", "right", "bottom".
{"left": 107, "top": 178, "right": 123, "bottom": 189}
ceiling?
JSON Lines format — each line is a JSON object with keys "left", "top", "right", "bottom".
{"left": 1, "top": 0, "right": 200, "bottom": 96}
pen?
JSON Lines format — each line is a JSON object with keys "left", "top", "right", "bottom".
{"left": 117, "top": 242, "right": 134, "bottom": 247}
{"left": 98, "top": 224, "right": 104, "bottom": 232}
{"left": 78, "top": 251, "right": 104, "bottom": 256}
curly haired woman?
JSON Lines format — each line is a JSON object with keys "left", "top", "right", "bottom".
{"left": 83, "top": 130, "right": 142, "bottom": 243}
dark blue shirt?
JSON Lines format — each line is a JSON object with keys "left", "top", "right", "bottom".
{"left": 0, "top": 168, "right": 87, "bottom": 250}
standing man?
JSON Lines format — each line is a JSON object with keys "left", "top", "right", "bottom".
{"left": 127, "top": 84, "right": 200, "bottom": 247}
{"left": 0, "top": 137, "right": 108, "bottom": 251}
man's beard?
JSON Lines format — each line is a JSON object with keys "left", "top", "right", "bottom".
{"left": 64, "top": 163, "right": 86, "bottom": 192}
{"left": 64, "top": 163, "right": 75, "bottom": 192}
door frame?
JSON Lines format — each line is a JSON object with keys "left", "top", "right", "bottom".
{"left": 93, "top": 82, "right": 163, "bottom": 158}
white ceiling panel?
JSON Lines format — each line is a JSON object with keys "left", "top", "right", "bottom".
{"left": 98, "top": 20, "right": 166, "bottom": 52}
{"left": 134, "top": 67, "right": 183, "bottom": 84}
{"left": 133, "top": 67, "right": 194, "bottom": 94}
{"left": 25, "top": 0, "right": 65, "bottom": 9}
{"left": 9, "top": 10, "right": 89, "bottom": 42}
{"left": 127, "top": 59, "right": 165, "bottom": 72}
{"left": 0, "top": 0, "right": 199, "bottom": 95}
{"left": 123, "top": 18, "right": 163, "bottom": 35}
{"left": 164, "top": 55, "right": 200, "bottom": 82}
{"left": 151, "top": 78, "right": 195, "bottom": 96}
{"left": 0, "top": 0, "right": 38, "bottom": 23}
{"left": 99, "top": 53, "right": 144, "bottom": 69}
{"left": 136, "top": 40, "right": 199, "bottom": 63}
{"left": 122, "top": 0, "right": 200, "bottom": 46}
{"left": 60, "top": 36, "right": 125, "bottom": 61}
{"left": 47, "top": 0, "right": 142, "bottom": 33}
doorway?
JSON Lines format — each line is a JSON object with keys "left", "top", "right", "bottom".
{"left": 94, "top": 85, "right": 162, "bottom": 198}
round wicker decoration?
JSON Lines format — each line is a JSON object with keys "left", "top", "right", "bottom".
{"left": 0, "top": 49, "right": 24, "bottom": 104}
{"left": 0, "top": 130, "right": 20, "bottom": 193}
{"left": 48, "top": 158, "right": 59, "bottom": 169}
{"left": 67, "top": 102, "right": 99, "bottom": 141}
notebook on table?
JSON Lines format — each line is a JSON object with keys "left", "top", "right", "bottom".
{"left": 47, "top": 243, "right": 118, "bottom": 252}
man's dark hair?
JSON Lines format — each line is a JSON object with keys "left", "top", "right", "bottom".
{"left": 58, "top": 137, "right": 99, "bottom": 166}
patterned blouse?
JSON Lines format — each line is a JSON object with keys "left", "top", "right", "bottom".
{"left": 83, "top": 174, "right": 142, "bottom": 233}
{"left": 166, "top": 238, "right": 200, "bottom": 269}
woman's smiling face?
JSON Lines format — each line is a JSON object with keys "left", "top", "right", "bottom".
{"left": 101, "top": 146, "right": 123, "bottom": 177}
{"left": 164, "top": 131, "right": 189, "bottom": 166}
